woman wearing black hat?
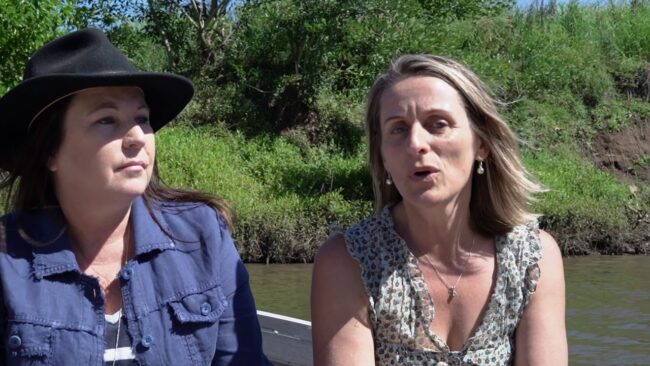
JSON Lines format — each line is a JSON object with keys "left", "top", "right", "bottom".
{"left": 0, "top": 29, "right": 270, "bottom": 365}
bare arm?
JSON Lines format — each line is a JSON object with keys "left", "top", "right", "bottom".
{"left": 515, "top": 229, "right": 568, "bottom": 366}
{"left": 311, "top": 234, "right": 375, "bottom": 366}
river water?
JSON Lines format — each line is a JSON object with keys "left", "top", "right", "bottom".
{"left": 247, "top": 255, "right": 650, "bottom": 365}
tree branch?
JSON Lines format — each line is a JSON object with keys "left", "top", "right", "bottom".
{"left": 173, "top": 0, "right": 199, "bottom": 27}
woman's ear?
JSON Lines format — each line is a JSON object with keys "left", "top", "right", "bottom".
{"left": 46, "top": 156, "right": 57, "bottom": 172}
{"left": 476, "top": 137, "right": 490, "bottom": 161}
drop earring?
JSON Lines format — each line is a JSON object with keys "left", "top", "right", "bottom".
{"left": 476, "top": 160, "right": 485, "bottom": 175}
{"left": 385, "top": 174, "right": 393, "bottom": 185}
{"left": 46, "top": 157, "right": 56, "bottom": 172}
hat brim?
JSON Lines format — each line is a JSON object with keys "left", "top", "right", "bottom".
{"left": 0, "top": 72, "right": 194, "bottom": 172}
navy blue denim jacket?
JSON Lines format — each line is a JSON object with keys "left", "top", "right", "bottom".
{"left": 0, "top": 197, "right": 270, "bottom": 365}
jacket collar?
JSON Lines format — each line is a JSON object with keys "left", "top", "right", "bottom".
{"left": 130, "top": 196, "right": 176, "bottom": 255}
{"left": 30, "top": 196, "right": 175, "bottom": 279}
{"left": 21, "top": 208, "right": 77, "bottom": 280}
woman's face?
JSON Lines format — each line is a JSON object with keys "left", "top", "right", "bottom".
{"left": 48, "top": 86, "right": 154, "bottom": 205}
{"left": 379, "top": 76, "right": 487, "bottom": 208}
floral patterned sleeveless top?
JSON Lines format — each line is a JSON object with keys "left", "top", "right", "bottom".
{"left": 341, "top": 205, "right": 542, "bottom": 366}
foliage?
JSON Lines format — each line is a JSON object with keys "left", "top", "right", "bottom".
{"left": 155, "top": 125, "right": 372, "bottom": 262}
{"left": 0, "top": 0, "right": 75, "bottom": 92}
{"left": 634, "top": 155, "right": 650, "bottom": 168}
{"left": 67, "top": 0, "right": 137, "bottom": 29}
{"left": 525, "top": 147, "right": 649, "bottom": 254}
{"left": 2, "top": 0, "right": 650, "bottom": 259}
{"left": 150, "top": 0, "right": 650, "bottom": 258}
{"left": 590, "top": 97, "right": 650, "bottom": 131}
{"left": 218, "top": 0, "right": 438, "bottom": 140}
{"left": 418, "top": 0, "right": 514, "bottom": 19}
{"left": 526, "top": 149, "right": 629, "bottom": 229}
{"left": 141, "top": 0, "right": 240, "bottom": 75}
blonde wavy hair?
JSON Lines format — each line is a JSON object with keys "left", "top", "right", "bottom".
{"left": 366, "top": 54, "right": 544, "bottom": 236}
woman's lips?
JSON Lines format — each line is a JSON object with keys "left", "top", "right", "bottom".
{"left": 411, "top": 167, "right": 439, "bottom": 181}
{"left": 117, "top": 161, "right": 147, "bottom": 172}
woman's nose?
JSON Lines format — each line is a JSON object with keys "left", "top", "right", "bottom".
{"left": 407, "top": 123, "right": 430, "bottom": 155}
{"left": 123, "top": 123, "right": 146, "bottom": 149}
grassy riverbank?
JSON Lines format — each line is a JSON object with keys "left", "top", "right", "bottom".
{"left": 155, "top": 2, "right": 650, "bottom": 261}
{"left": 156, "top": 125, "right": 372, "bottom": 263}
{"left": 155, "top": 123, "right": 648, "bottom": 262}
{"left": 1, "top": 1, "right": 649, "bottom": 260}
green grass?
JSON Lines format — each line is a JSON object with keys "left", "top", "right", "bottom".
{"left": 525, "top": 149, "right": 631, "bottom": 230}
{"left": 156, "top": 125, "right": 372, "bottom": 262}
{"left": 155, "top": 124, "right": 648, "bottom": 259}
{"left": 2, "top": 2, "right": 650, "bottom": 259}
{"left": 634, "top": 155, "right": 650, "bottom": 169}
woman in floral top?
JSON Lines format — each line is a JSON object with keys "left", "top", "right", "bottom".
{"left": 312, "top": 55, "right": 567, "bottom": 365}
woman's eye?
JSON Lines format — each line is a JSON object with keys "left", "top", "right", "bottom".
{"left": 427, "top": 120, "right": 449, "bottom": 132}
{"left": 136, "top": 115, "right": 150, "bottom": 125}
{"left": 96, "top": 116, "right": 116, "bottom": 125}
{"left": 390, "top": 125, "right": 407, "bottom": 134}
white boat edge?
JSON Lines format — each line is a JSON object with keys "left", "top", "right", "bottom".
{"left": 257, "top": 310, "right": 313, "bottom": 366}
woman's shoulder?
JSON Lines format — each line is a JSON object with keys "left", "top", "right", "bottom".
{"left": 151, "top": 200, "right": 229, "bottom": 231}
{"left": 325, "top": 208, "right": 405, "bottom": 283}
{"left": 498, "top": 221, "right": 563, "bottom": 305}
{"left": 500, "top": 220, "right": 543, "bottom": 254}
{"left": 343, "top": 208, "right": 394, "bottom": 244}
{"left": 133, "top": 198, "right": 232, "bottom": 250}
{"left": 313, "top": 232, "right": 370, "bottom": 310}
{"left": 537, "top": 229, "right": 563, "bottom": 276}
{"left": 318, "top": 210, "right": 388, "bottom": 268}
{"left": 0, "top": 208, "right": 66, "bottom": 248}
{"left": 502, "top": 220, "right": 560, "bottom": 258}
{"left": 315, "top": 233, "right": 355, "bottom": 270}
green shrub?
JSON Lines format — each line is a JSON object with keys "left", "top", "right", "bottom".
{"left": 507, "top": 92, "right": 590, "bottom": 149}
{"left": 0, "top": 0, "right": 75, "bottom": 92}
{"left": 3, "top": 1, "right": 650, "bottom": 259}
{"left": 590, "top": 97, "right": 650, "bottom": 131}
{"left": 156, "top": 125, "right": 372, "bottom": 262}
{"left": 526, "top": 149, "right": 635, "bottom": 253}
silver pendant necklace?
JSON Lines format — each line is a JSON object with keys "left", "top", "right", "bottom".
{"left": 421, "top": 237, "right": 476, "bottom": 300}
{"left": 75, "top": 223, "right": 131, "bottom": 366}
{"left": 112, "top": 230, "right": 130, "bottom": 366}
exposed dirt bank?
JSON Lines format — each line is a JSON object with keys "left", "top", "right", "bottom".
{"left": 590, "top": 119, "right": 650, "bottom": 183}
{"left": 577, "top": 118, "right": 650, "bottom": 255}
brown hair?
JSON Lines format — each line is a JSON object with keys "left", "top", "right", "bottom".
{"left": 0, "top": 96, "right": 233, "bottom": 228}
{"left": 366, "top": 54, "right": 544, "bottom": 236}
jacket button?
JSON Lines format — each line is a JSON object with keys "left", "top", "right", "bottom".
{"left": 200, "top": 302, "right": 212, "bottom": 316}
{"left": 8, "top": 335, "right": 21, "bottom": 349}
{"left": 140, "top": 335, "right": 154, "bottom": 348}
{"left": 120, "top": 267, "right": 133, "bottom": 281}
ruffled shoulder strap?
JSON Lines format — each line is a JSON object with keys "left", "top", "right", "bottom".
{"left": 502, "top": 220, "right": 543, "bottom": 310}
{"left": 339, "top": 206, "right": 403, "bottom": 322}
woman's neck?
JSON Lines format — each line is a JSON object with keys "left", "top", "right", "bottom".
{"left": 60, "top": 200, "right": 132, "bottom": 264}
{"left": 393, "top": 197, "right": 475, "bottom": 264}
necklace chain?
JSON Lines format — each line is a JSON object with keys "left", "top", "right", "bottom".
{"left": 112, "top": 227, "right": 130, "bottom": 366}
{"left": 75, "top": 226, "right": 130, "bottom": 366}
{"left": 421, "top": 237, "right": 476, "bottom": 300}
{"left": 18, "top": 226, "right": 67, "bottom": 247}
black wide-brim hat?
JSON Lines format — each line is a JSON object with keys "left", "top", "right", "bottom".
{"left": 0, "top": 27, "right": 194, "bottom": 173}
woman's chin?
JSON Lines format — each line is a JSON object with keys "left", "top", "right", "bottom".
{"left": 402, "top": 190, "right": 453, "bottom": 207}
{"left": 108, "top": 181, "right": 149, "bottom": 199}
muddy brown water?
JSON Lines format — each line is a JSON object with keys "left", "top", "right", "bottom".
{"left": 247, "top": 255, "right": 650, "bottom": 365}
